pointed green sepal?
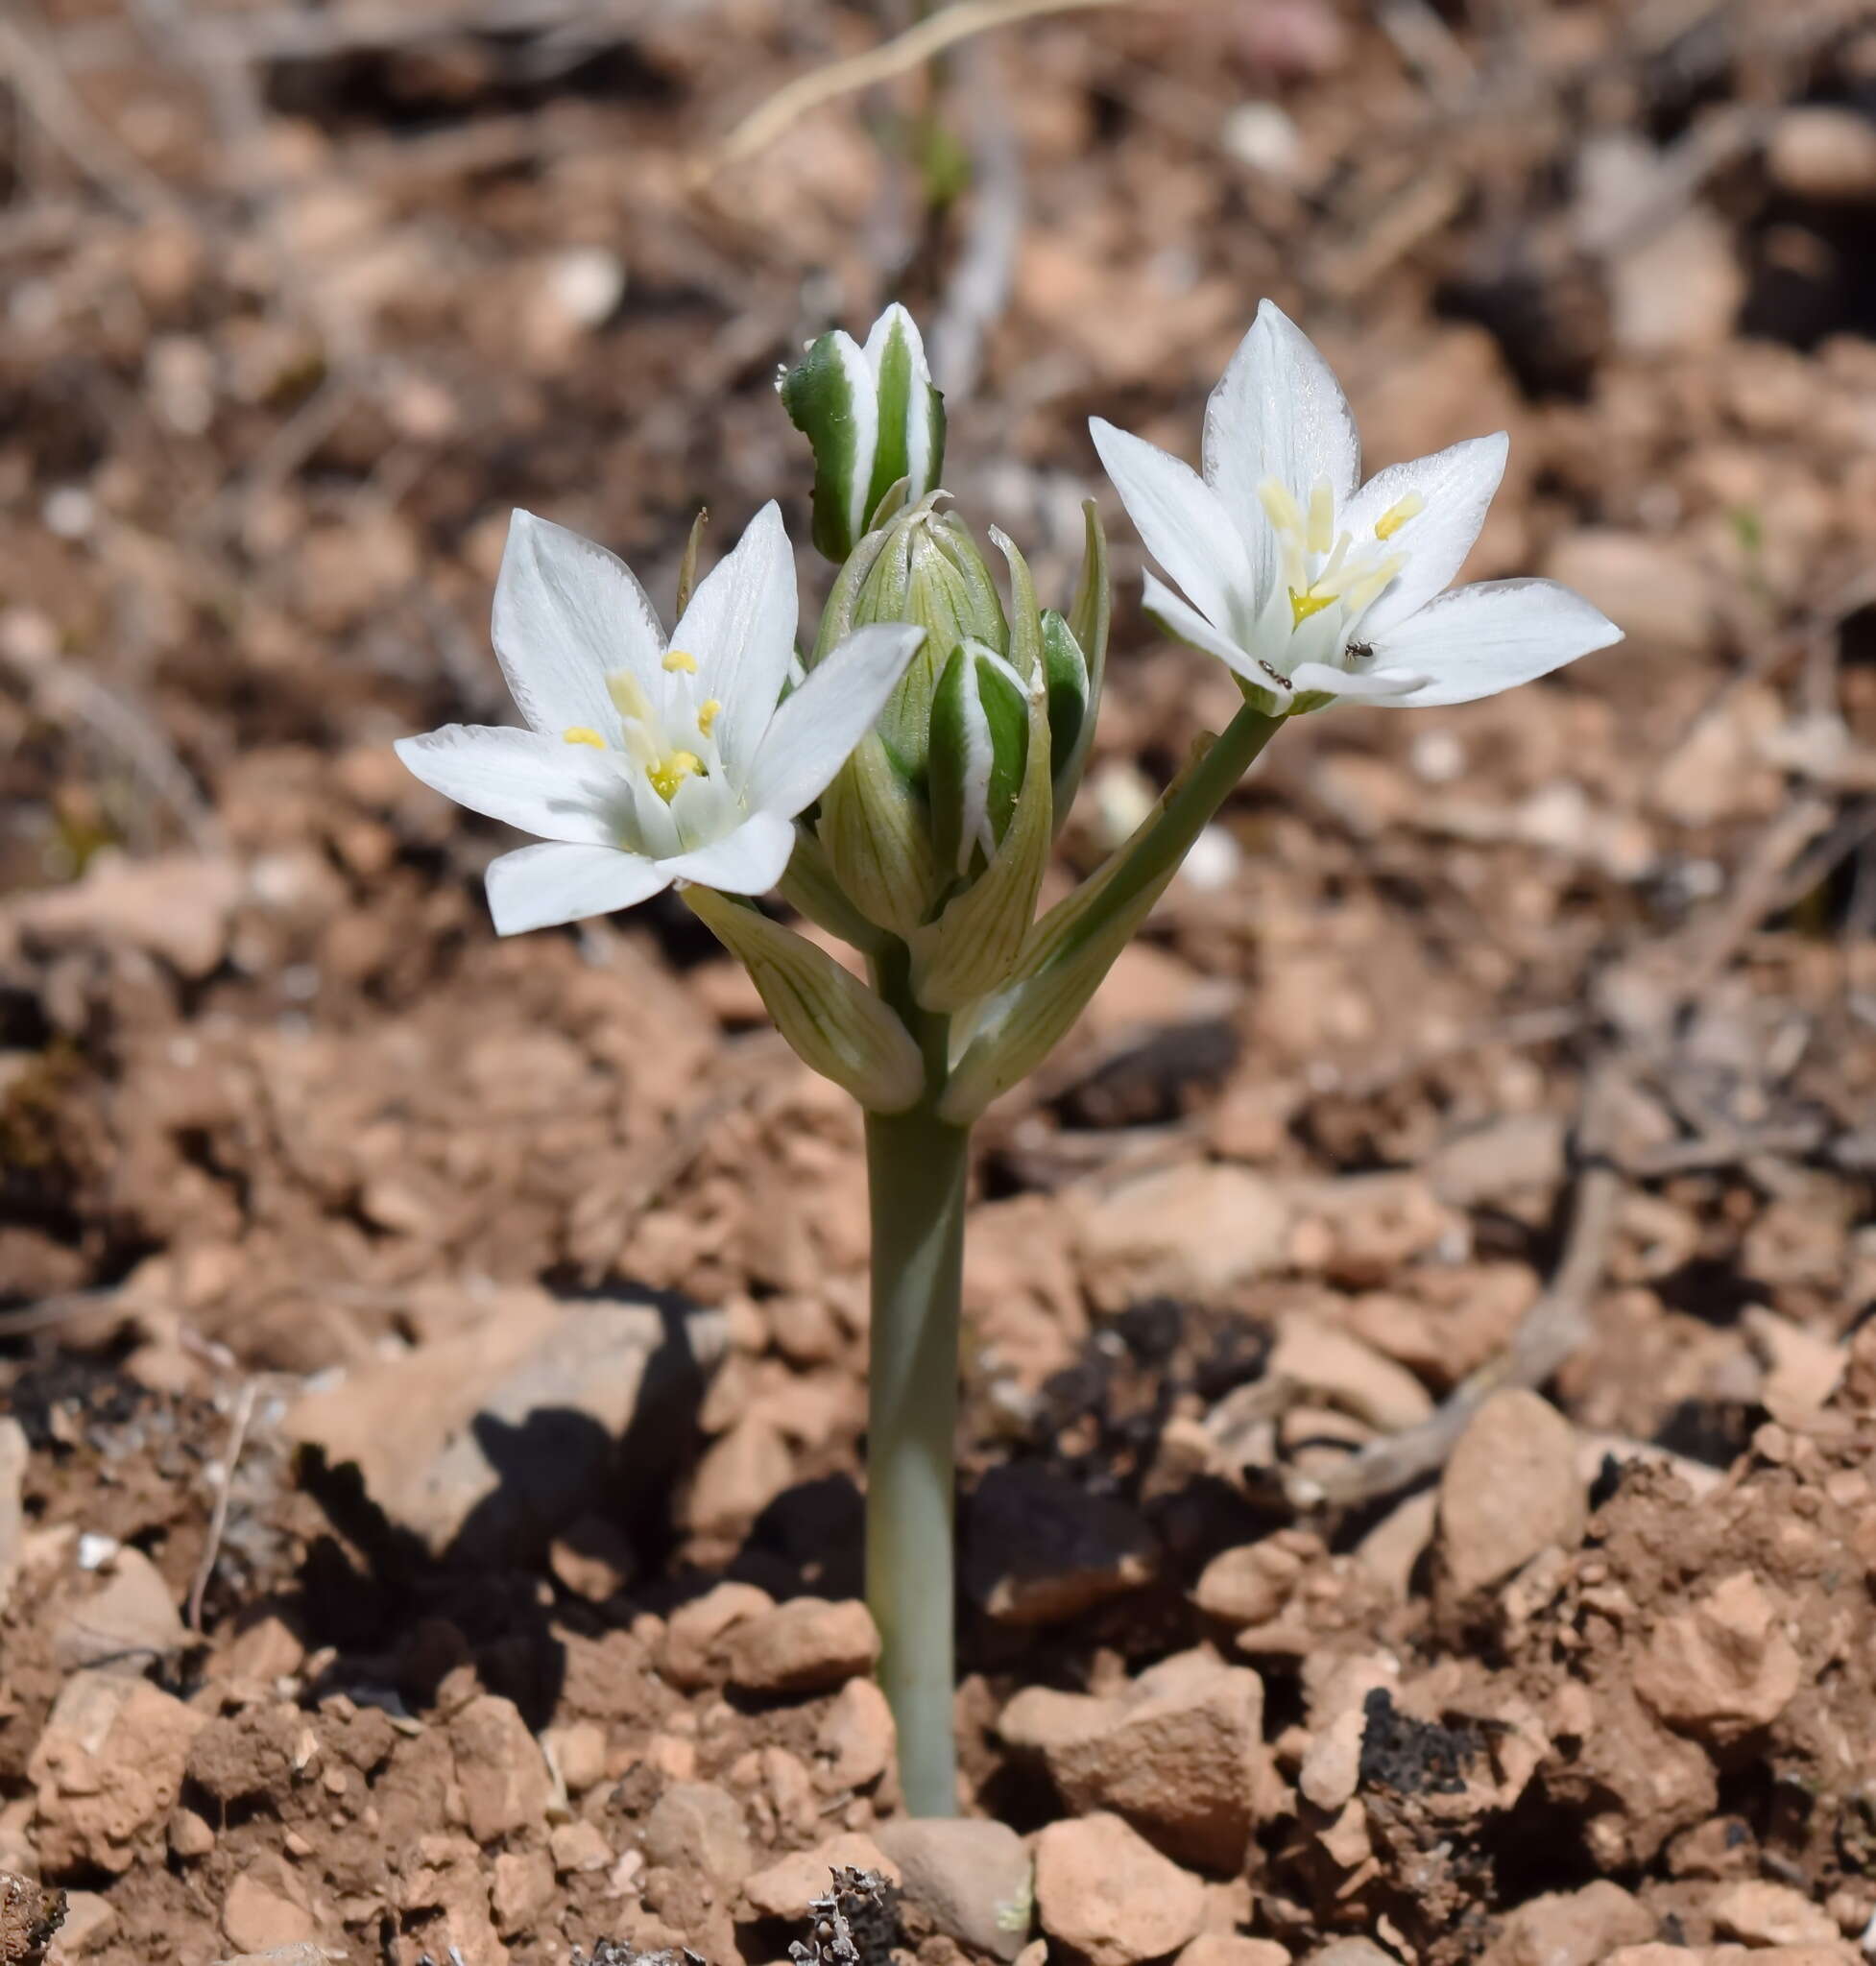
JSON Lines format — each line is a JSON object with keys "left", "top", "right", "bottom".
{"left": 866, "top": 473, "right": 913, "bottom": 537}
{"left": 1041, "top": 610, "right": 1089, "bottom": 787}
{"left": 818, "top": 731, "right": 945, "bottom": 938}
{"left": 685, "top": 888, "right": 925, "bottom": 1114}
{"left": 989, "top": 527, "right": 1044, "bottom": 683}
{"left": 811, "top": 517, "right": 896, "bottom": 664}
{"left": 779, "top": 825, "right": 892, "bottom": 956}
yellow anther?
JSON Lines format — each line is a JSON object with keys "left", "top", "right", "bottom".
{"left": 647, "top": 751, "right": 703, "bottom": 802}
{"left": 697, "top": 698, "right": 721, "bottom": 736}
{"left": 563, "top": 726, "right": 607, "bottom": 750}
{"left": 1374, "top": 492, "right": 1425, "bottom": 541}
{"left": 661, "top": 648, "right": 699, "bottom": 674}
{"left": 1307, "top": 480, "right": 1335, "bottom": 555}
{"left": 1258, "top": 478, "right": 1304, "bottom": 538}
{"left": 608, "top": 670, "right": 654, "bottom": 724}
{"left": 1288, "top": 587, "right": 1336, "bottom": 627}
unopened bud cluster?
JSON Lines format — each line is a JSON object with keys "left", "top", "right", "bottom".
{"left": 779, "top": 310, "right": 1115, "bottom": 1081}
{"left": 399, "top": 297, "right": 1622, "bottom": 1126}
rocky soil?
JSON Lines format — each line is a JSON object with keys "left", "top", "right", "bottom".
{"left": 4, "top": 2, "right": 1876, "bottom": 1966}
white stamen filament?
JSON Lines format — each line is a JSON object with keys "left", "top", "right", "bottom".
{"left": 603, "top": 659, "right": 725, "bottom": 803}
{"left": 1258, "top": 473, "right": 1416, "bottom": 650}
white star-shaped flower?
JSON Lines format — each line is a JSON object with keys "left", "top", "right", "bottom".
{"left": 1091, "top": 300, "right": 1622, "bottom": 713}
{"left": 397, "top": 502, "right": 924, "bottom": 934}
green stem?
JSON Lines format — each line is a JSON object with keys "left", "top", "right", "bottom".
{"left": 864, "top": 947, "right": 969, "bottom": 1817}
{"left": 1047, "top": 700, "right": 1280, "bottom": 972}
{"left": 857, "top": 706, "right": 1280, "bottom": 1811}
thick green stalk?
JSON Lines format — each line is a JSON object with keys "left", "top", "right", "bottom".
{"left": 864, "top": 947, "right": 969, "bottom": 1817}
{"left": 1043, "top": 700, "right": 1280, "bottom": 974}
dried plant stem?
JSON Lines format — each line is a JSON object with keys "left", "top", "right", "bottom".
{"left": 188, "top": 1378, "right": 261, "bottom": 1632}
{"left": 702, "top": 0, "right": 1130, "bottom": 179}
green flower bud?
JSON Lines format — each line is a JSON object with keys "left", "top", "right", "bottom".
{"left": 780, "top": 303, "right": 947, "bottom": 563}
{"left": 1041, "top": 609, "right": 1089, "bottom": 786}
{"left": 818, "top": 731, "right": 946, "bottom": 940}
{"left": 927, "top": 640, "right": 1027, "bottom": 880}
{"left": 803, "top": 490, "right": 1112, "bottom": 998}
{"left": 849, "top": 497, "right": 1008, "bottom": 779}
{"left": 910, "top": 655, "right": 1053, "bottom": 1013}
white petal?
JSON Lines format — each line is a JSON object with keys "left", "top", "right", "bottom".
{"left": 1342, "top": 433, "right": 1508, "bottom": 638}
{"left": 1284, "top": 603, "right": 1347, "bottom": 674}
{"left": 1141, "top": 572, "right": 1293, "bottom": 702}
{"left": 657, "top": 809, "right": 797, "bottom": 895}
{"left": 672, "top": 500, "right": 799, "bottom": 772}
{"left": 743, "top": 623, "right": 926, "bottom": 818}
{"left": 395, "top": 725, "right": 622, "bottom": 843}
{"left": 1367, "top": 580, "right": 1623, "bottom": 708}
{"left": 1090, "top": 420, "right": 1256, "bottom": 631}
{"left": 666, "top": 769, "right": 738, "bottom": 848}
{"left": 492, "top": 510, "right": 666, "bottom": 737}
{"left": 485, "top": 841, "right": 669, "bottom": 934}
{"left": 1204, "top": 300, "right": 1360, "bottom": 549}
{"left": 1288, "top": 660, "right": 1430, "bottom": 701}
{"left": 621, "top": 766, "right": 683, "bottom": 859}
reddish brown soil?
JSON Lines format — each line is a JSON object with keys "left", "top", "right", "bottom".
{"left": 3, "top": 3, "right": 1876, "bottom": 1966}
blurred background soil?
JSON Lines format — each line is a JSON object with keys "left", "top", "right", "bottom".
{"left": 2, "top": 2, "right": 1876, "bottom": 1965}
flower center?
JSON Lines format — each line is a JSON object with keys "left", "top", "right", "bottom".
{"left": 646, "top": 751, "right": 702, "bottom": 802}
{"left": 1259, "top": 477, "right": 1417, "bottom": 641}
{"left": 560, "top": 649, "right": 727, "bottom": 805}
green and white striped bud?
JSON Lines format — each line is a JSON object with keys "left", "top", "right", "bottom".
{"left": 780, "top": 304, "right": 947, "bottom": 564}
{"left": 911, "top": 648, "right": 1053, "bottom": 1013}
{"left": 792, "top": 387, "right": 1114, "bottom": 1014}
{"left": 927, "top": 639, "right": 1029, "bottom": 881}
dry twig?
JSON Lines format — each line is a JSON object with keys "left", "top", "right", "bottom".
{"left": 187, "top": 1378, "right": 262, "bottom": 1634}
{"left": 927, "top": 41, "right": 1024, "bottom": 404}
{"left": 0, "top": 15, "right": 186, "bottom": 221}
{"left": 700, "top": 0, "right": 1131, "bottom": 180}
{"left": 1285, "top": 1072, "right": 1626, "bottom": 1511}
